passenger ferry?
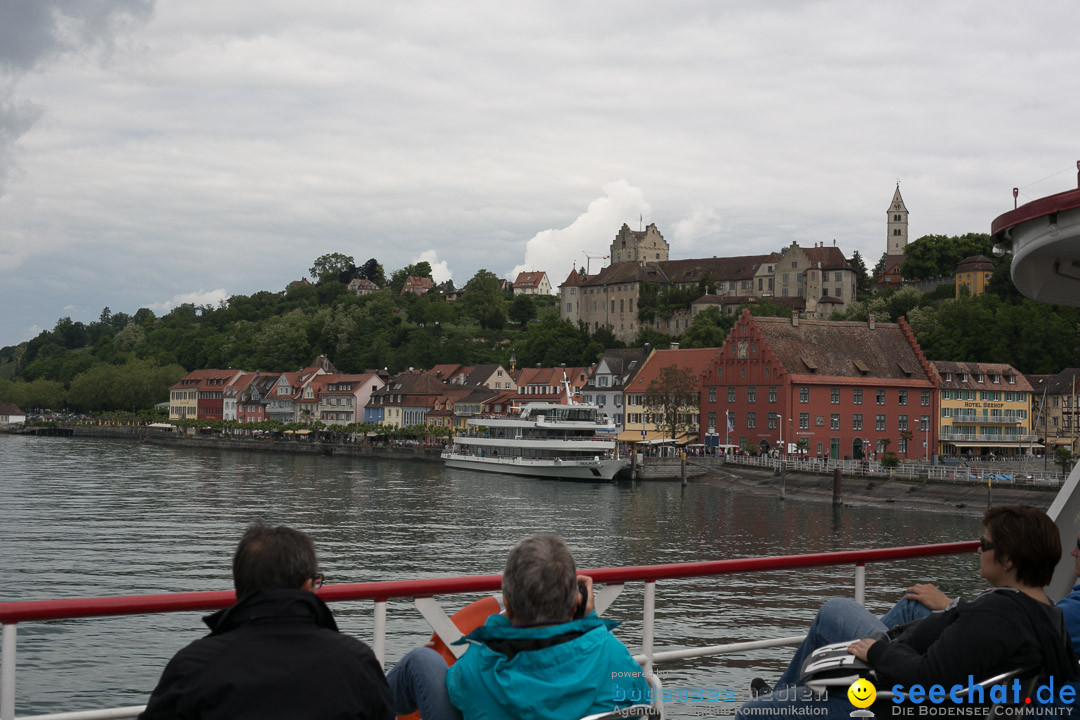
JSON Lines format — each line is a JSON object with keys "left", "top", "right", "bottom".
{"left": 441, "top": 400, "right": 627, "bottom": 481}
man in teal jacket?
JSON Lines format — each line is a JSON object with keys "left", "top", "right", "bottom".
{"left": 387, "top": 535, "right": 650, "bottom": 720}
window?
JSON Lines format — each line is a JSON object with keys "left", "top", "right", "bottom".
{"left": 853, "top": 388, "right": 863, "bottom": 405}
{"left": 728, "top": 387, "right": 736, "bottom": 402}
{"left": 852, "top": 414, "right": 863, "bottom": 430}
{"left": 898, "top": 414, "right": 908, "bottom": 431}
{"left": 920, "top": 416, "right": 929, "bottom": 432}
{"left": 708, "top": 387, "right": 717, "bottom": 403}
{"left": 799, "top": 412, "right": 809, "bottom": 430}
{"left": 717, "top": 366, "right": 722, "bottom": 378}
{"left": 830, "top": 388, "right": 840, "bottom": 404}
{"left": 748, "top": 386, "right": 757, "bottom": 403}
{"left": 708, "top": 411, "right": 716, "bottom": 430}
{"left": 898, "top": 438, "right": 908, "bottom": 453}
{"left": 830, "top": 414, "right": 840, "bottom": 430}
{"left": 876, "top": 389, "right": 886, "bottom": 405}
{"left": 800, "top": 387, "right": 809, "bottom": 403}
{"left": 747, "top": 412, "right": 756, "bottom": 429}
{"left": 768, "top": 386, "right": 777, "bottom": 403}
{"left": 921, "top": 391, "right": 931, "bottom": 406}
{"left": 876, "top": 414, "right": 886, "bottom": 431}
{"left": 768, "top": 412, "right": 777, "bottom": 429}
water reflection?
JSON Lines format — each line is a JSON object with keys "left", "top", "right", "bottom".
{"left": 0, "top": 435, "right": 984, "bottom": 715}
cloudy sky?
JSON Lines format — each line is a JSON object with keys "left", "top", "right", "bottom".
{"left": 1, "top": 0, "right": 1078, "bottom": 348}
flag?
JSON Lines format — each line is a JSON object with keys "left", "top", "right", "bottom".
{"left": 726, "top": 411, "right": 733, "bottom": 434}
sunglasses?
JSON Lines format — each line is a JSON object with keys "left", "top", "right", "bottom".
{"left": 978, "top": 537, "right": 996, "bottom": 552}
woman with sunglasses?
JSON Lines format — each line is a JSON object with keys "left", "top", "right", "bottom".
{"left": 736, "top": 505, "right": 1078, "bottom": 720}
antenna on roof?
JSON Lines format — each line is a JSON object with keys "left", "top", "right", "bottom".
{"left": 640, "top": 213, "right": 643, "bottom": 231}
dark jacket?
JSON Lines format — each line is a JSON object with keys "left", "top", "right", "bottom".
{"left": 867, "top": 587, "right": 1079, "bottom": 690}
{"left": 140, "top": 589, "right": 393, "bottom": 720}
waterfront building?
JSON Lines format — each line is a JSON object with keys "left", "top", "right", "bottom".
{"left": 237, "top": 374, "right": 275, "bottom": 424}
{"left": 508, "top": 365, "right": 592, "bottom": 411}
{"left": 427, "top": 364, "right": 516, "bottom": 392}
{"left": 365, "top": 371, "right": 453, "bottom": 428}
{"left": 931, "top": 361, "right": 1033, "bottom": 457}
{"left": 168, "top": 369, "right": 244, "bottom": 421}
{"left": 0, "top": 402, "right": 26, "bottom": 425}
{"left": 512, "top": 271, "right": 552, "bottom": 296}
{"left": 698, "top": 311, "right": 937, "bottom": 460}
{"left": 221, "top": 372, "right": 256, "bottom": 422}
{"left": 318, "top": 372, "right": 386, "bottom": 425}
{"left": 954, "top": 255, "right": 994, "bottom": 298}
{"left": 1031, "top": 368, "right": 1080, "bottom": 455}
{"left": 580, "top": 348, "right": 651, "bottom": 434}
{"left": 621, "top": 347, "right": 719, "bottom": 445}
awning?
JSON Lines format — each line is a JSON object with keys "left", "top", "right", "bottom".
{"left": 617, "top": 430, "right": 693, "bottom": 445}
{"left": 947, "top": 441, "right": 1044, "bottom": 450}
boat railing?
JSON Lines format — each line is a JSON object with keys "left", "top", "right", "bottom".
{"left": 0, "top": 541, "right": 977, "bottom": 720}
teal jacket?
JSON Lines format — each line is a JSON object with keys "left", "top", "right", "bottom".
{"left": 446, "top": 612, "right": 650, "bottom": 720}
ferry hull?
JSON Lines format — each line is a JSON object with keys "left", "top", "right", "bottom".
{"left": 442, "top": 453, "right": 626, "bottom": 481}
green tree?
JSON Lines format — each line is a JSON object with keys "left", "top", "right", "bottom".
{"left": 309, "top": 253, "right": 355, "bottom": 283}
{"left": 900, "top": 233, "right": 993, "bottom": 280}
{"left": 462, "top": 270, "right": 507, "bottom": 330}
{"left": 643, "top": 365, "right": 699, "bottom": 443}
{"left": 680, "top": 307, "right": 733, "bottom": 349}
{"left": 509, "top": 295, "right": 537, "bottom": 326}
{"left": 359, "top": 258, "right": 386, "bottom": 287}
{"left": 114, "top": 322, "right": 147, "bottom": 353}
{"left": 849, "top": 251, "right": 874, "bottom": 300}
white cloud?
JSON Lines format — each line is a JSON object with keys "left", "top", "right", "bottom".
{"left": 415, "top": 250, "right": 452, "bottom": 285}
{"left": 671, "top": 205, "right": 726, "bottom": 253}
{"left": 509, "top": 180, "right": 650, "bottom": 288}
{"left": 146, "top": 289, "right": 228, "bottom": 314}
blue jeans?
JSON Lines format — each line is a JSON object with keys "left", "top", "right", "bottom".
{"left": 737, "top": 597, "right": 932, "bottom": 720}
{"left": 386, "top": 648, "right": 462, "bottom": 720}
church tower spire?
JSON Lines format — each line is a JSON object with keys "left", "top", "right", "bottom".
{"left": 887, "top": 184, "right": 909, "bottom": 255}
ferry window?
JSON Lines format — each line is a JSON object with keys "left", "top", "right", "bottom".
{"left": 852, "top": 414, "right": 862, "bottom": 431}
{"left": 898, "top": 390, "right": 908, "bottom": 405}
{"left": 799, "top": 413, "right": 809, "bottom": 429}
{"left": 853, "top": 388, "right": 863, "bottom": 405}
{"left": 799, "top": 387, "right": 809, "bottom": 403}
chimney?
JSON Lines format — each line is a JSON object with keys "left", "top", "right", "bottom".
{"left": 868, "top": 314, "right": 876, "bottom": 330}
{"left": 791, "top": 311, "right": 798, "bottom": 327}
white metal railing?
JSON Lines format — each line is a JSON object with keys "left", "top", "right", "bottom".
{"left": 0, "top": 544, "right": 975, "bottom": 720}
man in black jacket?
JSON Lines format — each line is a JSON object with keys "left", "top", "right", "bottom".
{"left": 140, "top": 525, "right": 393, "bottom": 720}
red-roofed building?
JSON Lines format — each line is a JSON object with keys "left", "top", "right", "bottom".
{"left": 319, "top": 372, "right": 385, "bottom": 425}
{"left": 513, "top": 271, "right": 552, "bottom": 296}
{"left": 508, "top": 366, "right": 592, "bottom": 411}
{"left": 401, "top": 276, "right": 434, "bottom": 296}
{"left": 169, "top": 369, "right": 245, "bottom": 421}
{"left": 621, "top": 347, "right": 719, "bottom": 443}
{"left": 698, "top": 310, "right": 937, "bottom": 459}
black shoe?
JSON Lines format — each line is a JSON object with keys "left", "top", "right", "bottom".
{"left": 750, "top": 678, "right": 771, "bottom": 697}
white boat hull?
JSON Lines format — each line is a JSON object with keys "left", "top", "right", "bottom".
{"left": 442, "top": 452, "right": 626, "bottom": 481}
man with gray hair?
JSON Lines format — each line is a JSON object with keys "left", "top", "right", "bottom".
{"left": 387, "top": 534, "right": 649, "bottom": 720}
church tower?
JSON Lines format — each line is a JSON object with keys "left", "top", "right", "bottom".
{"left": 887, "top": 185, "right": 909, "bottom": 255}
{"left": 610, "top": 223, "right": 670, "bottom": 264}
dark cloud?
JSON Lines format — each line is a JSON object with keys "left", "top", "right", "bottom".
{"left": 0, "top": 0, "right": 154, "bottom": 196}
{"left": 0, "top": 0, "right": 154, "bottom": 73}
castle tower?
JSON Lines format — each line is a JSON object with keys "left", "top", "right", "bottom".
{"left": 609, "top": 223, "right": 670, "bottom": 264}
{"left": 887, "top": 184, "right": 909, "bottom": 255}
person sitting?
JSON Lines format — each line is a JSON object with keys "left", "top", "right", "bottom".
{"left": 387, "top": 534, "right": 650, "bottom": 720}
{"left": 737, "top": 505, "right": 1079, "bottom": 720}
{"left": 140, "top": 524, "right": 393, "bottom": 720}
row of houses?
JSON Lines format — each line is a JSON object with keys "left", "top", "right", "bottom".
{"left": 167, "top": 312, "right": 1080, "bottom": 459}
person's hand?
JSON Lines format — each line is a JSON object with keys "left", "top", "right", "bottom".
{"left": 848, "top": 638, "right": 877, "bottom": 662}
{"left": 904, "top": 583, "right": 951, "bottom": 611}
{"left": 576, "top": 575, "right": 595, "bottom": 617}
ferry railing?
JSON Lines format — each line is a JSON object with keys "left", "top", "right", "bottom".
{"left": 0, "top": 541, "right": 978, "bottom": 720}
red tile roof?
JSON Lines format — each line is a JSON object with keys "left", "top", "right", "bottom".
{"left": 625, "top": 348, "right": 720, "bottom": 393}
{"left": 514, "top": 271, "right": 547, "bottom": 288}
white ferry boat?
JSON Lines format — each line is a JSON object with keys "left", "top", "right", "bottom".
{"left": 441, "top": 400, "right": 627, "bottom": 481}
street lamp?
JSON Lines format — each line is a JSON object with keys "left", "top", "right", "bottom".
{"left": 777, "top": 414, "right": 783, "bottom": 458}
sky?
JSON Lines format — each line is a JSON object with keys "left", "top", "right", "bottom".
{"left": 1, "top": 1, "right": 1079, "bottom": 348}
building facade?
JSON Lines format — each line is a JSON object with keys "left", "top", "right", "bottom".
{"left": 699, "top": 311, "right": 938, "bottom": 460}
{"left": 932, "top": 361, "right": 1033, "bottom": 457}
{"left": 954, "top": 255, "right": 994, "bottom": 298}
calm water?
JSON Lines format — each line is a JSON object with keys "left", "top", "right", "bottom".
{"left": 0, "top": 435, "right": 986, "bottom": 717}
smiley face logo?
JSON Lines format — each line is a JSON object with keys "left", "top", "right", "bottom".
{"left": 848, "top": 678, "right": 876, "bottom": 708}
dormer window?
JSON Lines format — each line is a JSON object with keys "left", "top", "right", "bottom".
{"left": 992, "top": 375, "right": 1000, "bottom": 384}
{"left": 959, "top": 374, "right": 967, "bottom": 382}
{"left": 944, "top": 373, "right": 952, "bottom": 381}
{"left": 1008, "top": 375, "right": 1016, "bottom": 384}
{"left": 976, "top": 374, "right": 984, "bottom": 383}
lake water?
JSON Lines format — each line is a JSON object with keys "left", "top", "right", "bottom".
{"left": 0, "top": 434, "right": 987, "bottom": 717}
